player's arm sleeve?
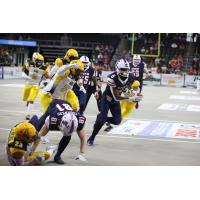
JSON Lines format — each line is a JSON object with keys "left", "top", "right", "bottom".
{"left": 57, "top": 64, "right": 74, "bottom": 75}
{"left": 143, "top": 62, "right": 149, "bottom": 74}
{"left": 48, "top": 65, "right": 59, "bottom": 78}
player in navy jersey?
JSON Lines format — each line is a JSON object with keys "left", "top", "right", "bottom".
{"left": 130, "top": 54, "right": 151, "bottom": 109}
{"left": 87, "top": 59, "right": 142, "bottom": 146}
{"left": 30, "top": 99, "right": 86, "bottom": 164}
{"left": 82, "top": 60, "right": 104, "bottom": 112}
{"left": 131, "top": 54, "right": 151, "bottom": 92}
{"left": 72, "top": 56, "right": 95, "bottom": 114}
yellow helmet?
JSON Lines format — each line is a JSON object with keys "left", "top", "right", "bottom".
{"left": 70, "top": 60, "right": 84, "bottom": 75}
{"left": 14, "top": 122, "right": 37, "bottom": 143}
{"left": 64, "top": 49, "right": 79, "bottom": 62}
{"left": 35, "top": 54, "right": 44, "bottom": 67}
{"left": 131, "top": 80, "right": 140, "bottom": 88}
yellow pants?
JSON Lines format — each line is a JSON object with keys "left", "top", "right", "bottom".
{"left": 39, "top": 91, "right": 54, "bottom": 113}
{"left": 65, "top": 89, "right": 79, "bottom": 111}
{"left": 120, "top": 101, "right": 136, "bottom": 119}
{"left": 22, "top": 85, "right": 40, "bottom": 102}
{"left": 39, "top": 89, "right": 79, "bottom": 113}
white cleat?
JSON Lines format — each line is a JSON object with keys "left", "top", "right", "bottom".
{"left": 75, "top": 154, "right": 87, "bottom": 162}
{"left": 40, "top": 136, "right": 50, "bottom": 144}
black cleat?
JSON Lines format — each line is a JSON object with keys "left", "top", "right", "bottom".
{"left": 104, "top": 123, "right": 113, "bottom": 132}
{"left": 54, "top": 157, "right": 65, "bottom": 165}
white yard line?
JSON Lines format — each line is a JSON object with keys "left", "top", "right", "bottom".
{"left": 1, "top": 127, "right": 200, "bottom": 144}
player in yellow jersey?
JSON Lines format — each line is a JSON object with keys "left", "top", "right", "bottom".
{"left": 6, "top": 122, "right": 56, "bottom": 166}
{"left": 22, "top": 53, "right": 49, "bottom": 120}
{"left": 39, "top": 49, "right": 84, "bottom": 113}
{"left": 120, "top": 80, "right": 143, "bottom": 118}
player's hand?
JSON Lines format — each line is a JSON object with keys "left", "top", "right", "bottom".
{"left": 79, "top": 85, "right": 86, "bottom": 94}
{"left": 94, "top": 91, "right": 99, "bottom": 99}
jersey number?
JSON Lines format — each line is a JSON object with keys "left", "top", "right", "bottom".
{"left": 56, "top": 103, "right": 73, "bottom": 111}
{"left": 132, "top": 69, "right": 140, "bottom": 77}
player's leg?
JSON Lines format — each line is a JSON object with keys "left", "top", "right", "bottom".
{"left": 25, "top": 85, "right": 40, "bottom": 120}
{"left": 39, "top": 91, "right": 53, "bottom": 113}
{"left": 96, "top": 90, "right": 102, "bottom": 112}
{"left": 22, "top": 85, "right": 32, "bottom": 119}
{"left": 87, "top": 95, "right": 110, "bottom": 145}
{"left": 106, "top": 101, "right": 122, "bottom": 125}
{"left": 120, "top": 101, "right": 136, "bottom": 119}
{"left": 54, "top": 135, "right": 72, "bottom": 164}
{"left": 78, "top": 91, "right": 87, "bottom": 115}
{"left": 65, "top": 89, "right": 79, "bottom": 111}
{"left": 81, "top": 86, "right": 93, "bottom": 112}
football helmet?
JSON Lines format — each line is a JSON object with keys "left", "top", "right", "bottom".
{"left": 80, "top": 56, "right": 90, "bottom": 70}
{"left": 115, "top": 59, "right": 130, "bottom": 78}
{"left": 64, "top": 49, "right": 79, "bottom": 62}
{"left": 133, "top": 54, "right": 141, "bottom": 66}
{"left": 59, "top": 113, "right": 78, "bottom": 136}
{"left": 35, "top": 53, "right": 44, "bottom": 67}
{"left": 70, "top": 60, "right": 84, "bottom": 75}
{"left": 32, "top": 52, "right": 39, "bottom": 62}
{"left": 131, "top": 80, "right": 140, "bottom": 88}
{"left": 14, "top": 122, "right": 37, "bottom": 143}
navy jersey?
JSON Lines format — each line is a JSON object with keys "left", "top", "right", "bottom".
{"left": 47, "top": 99, "right": 86, "bottom": 131}
{"left": 73, "top": 66, "right": 95, "bottom": 91}
{"left": 130, "top": 62, "right": 145, "bottom": 81}
{"left": 104, "top": 72, "right": 135, "bottom": 101}
{"left": 89, "top": 69, "right": 103, "bottom": 88}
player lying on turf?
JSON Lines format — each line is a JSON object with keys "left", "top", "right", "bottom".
{"left": 6, "top": 122, "right": 56, "bottom": 166}
{"left": 30, "top": 99, "right": 87, "bottom": 164}
{"left": 87, "top": 59, "right": 142, "bottom": 146}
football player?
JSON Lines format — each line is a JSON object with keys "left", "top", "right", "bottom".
{"left": 22, "top": 53, "right": 49, "bottom": 120}
{"left": 83, "top": 60, "right": 104, "bottom": 112}
{"left": 6, "top": 122, "right": 56, "bottom": 166}
{"left": 130, "top": 54, "right": 150, "bottom": 110}
{"left": 39, "top": 49, "right": 84, "bottom": 113}
{"left": 30, "top": 99, "right": 87, "bottom": 164}
{"left": 72, "top": 56, "right": 95, "bottom": 114}
{"left": 131, "top": 54, "right": 151, "bottom": 92}
{"left": 87, "top": 59, "right": 141, "bottom": 145}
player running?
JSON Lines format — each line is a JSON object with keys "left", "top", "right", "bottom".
{"left": 22, "top": 53, "right": 49, "bottom": 120}
{"left": 30, "top": 99, "right": 87, "bottom": 164}
{"left": 87, "top": 59, "right": 142, "bottom": 145}
{"left": 6, "top": 122, "right": 56, "bottom": 166}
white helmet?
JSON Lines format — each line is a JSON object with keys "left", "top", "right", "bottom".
{"left": 32, "top": 52, "right": 39, "bottom": 62}
{"left": 80, "top": 56, "right": 90, "bottom": 70}
{"left": 115, "top": 59, "right": 130, "bottom": 78}
{"left": 59, "top": 113, "right": 78, "bottom": 136}
{"left": 133, "top": 54, "right": 141, "bottom": 66}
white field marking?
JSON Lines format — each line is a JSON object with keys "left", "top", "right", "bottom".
{"left": 1, "top": 127, "right": 200, "bottom": 145}
{"left": 169, "top": 95, "right": 200, "bottom": 101}
{"left": 0, "top": 84, "right": 24, "bottom": 88}
{"left": 0, "top": 109, "right": 41, "bottom": 114}
{"left": 0, "top": 109, "right": 199, "bottom": 125}
{"left": 85, "top": 115, "right": 200, "bottom": 124}
{"left": 180, "top": 91, "right": 198, "bottom": 95}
